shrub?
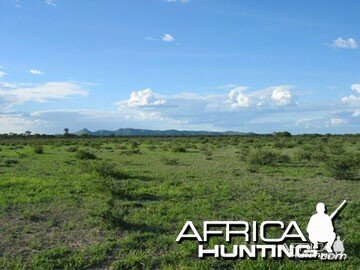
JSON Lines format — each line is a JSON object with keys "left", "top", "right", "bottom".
{"left": 276, "top": 154, "right": 291, "bottom": 164}
{"left": 89, "top": 161, "right": 129, "bottom": 179}
{"left": 67, "top": 146, "right": 78, "bottom": 152}
{"left": 147, "top": 145, "right": 157, "bottom": 151}
{"left": 76, "top": 150, "right": 97, "bottom": 160}
{"left": 312, "top": 151, "right": 328, "bottom": 162}
{"left": 172, "top": 146, "right": 187, "bottom": 153}
{"left": 120, "top": 149, "right": 141, "bottom": 155}
{"left": 131, "top": 141, "right": 139, "bottom": 149}
{"left": 4, "top": 158, "right": 19, "bottom": 166}
{"left": 247, "top": 163, "right": 260, "bottom": 173}
{"left": 328, "top": 143, "right": 345, "bottom": 155}
{"left": 160, "top": 157, "right": 179, "bottom": 165}
{"left": 33, "top": 146, "right": 44, "bottom": 154}
{"left": 294, "top": 149, "right": 312, "bottom": 162}
{"left": 326, "top": 154, "right": 359, "bottom": 180}
{"left": 248, "top": 149, "right": 290, "bottom": 165}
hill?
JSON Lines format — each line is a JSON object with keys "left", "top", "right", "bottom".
{"left": 74, "top": 128, "right": 248, "bottom": 136}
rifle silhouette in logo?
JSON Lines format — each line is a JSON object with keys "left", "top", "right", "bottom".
{"left": 307, "top": 200, "right": 346, "bottom": 253}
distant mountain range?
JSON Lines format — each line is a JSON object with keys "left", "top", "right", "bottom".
{"left": 74, "top": 128, "right": 252, "bottom": 136}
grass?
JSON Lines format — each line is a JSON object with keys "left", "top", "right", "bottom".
{"left": 0, "top": 135, "right": 359, "bottom": 269}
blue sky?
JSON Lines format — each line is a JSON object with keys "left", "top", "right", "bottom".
{"left": 0, "top": 0, "right": 359, "bottom": 134}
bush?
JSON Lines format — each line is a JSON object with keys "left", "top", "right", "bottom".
{"left": 248, "top": 149, "right": 290, "bottom": 165}
{"left": 76, "top": 150, "right": 97, "bottom": 160}
{"left": 120, "top": 149, "right": 141, "bottom": 155}
{"left": 160, "top": 157, "right": 179, "bottom": 165}
{"left": 294, "top": 149, "right": 312, "bottom": 162}
{"left": 89, "top": 161, "right": 129, "bottom": 179}
{"left": 172, "top": 146, "right": 187, "bottom": 153}
{"left": 67, "top": 146, "right": 78, "bottom": 152}
{"left": 328, "top": 143, "right": 345, "bottom": 155}
{"left": 131, "top": 141, "right": 139, "bottom": 149}
{"left": 147, "top": 145, "right": 157, "bottom": 151}
{"left": 33, "top": 146, "right": 44, "bottom": 154}
{"left": 326, "top": 154, "right": 359, "bottom": 180}
{"left": 4, "top": 158, "right": 19, "bottom": 166}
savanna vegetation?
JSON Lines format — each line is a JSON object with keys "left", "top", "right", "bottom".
{"left": 0, "top": 134, "right": 359, "bottom": 269}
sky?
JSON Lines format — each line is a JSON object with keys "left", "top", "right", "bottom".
{"left": 0, "top": 0, "right": 359, "bottom": 134}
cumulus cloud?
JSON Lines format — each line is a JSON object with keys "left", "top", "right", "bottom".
{"left": 340, "top": 84, "right": 360, "bottom": 120}
{"left": 125, "top": 88, "right": 166, "bottom": 107}
{"left": 29, "top": 69, "right": 44, "bottom": 75}
{"left": 342, "top": 95, "right": 360, "bottom": 106}
{"left": 351, "top": 84, "right": 360, "bottom": 93}
{"left": 1, "top": 82, "right": 355, "bottom": 134}
{"left": 162, "top": 34, "right": 175, "bottom": 42}
{"left": 271, "top": 86, "right": 292, "bottom": 106}
{"left": 227, "top": 85, "right": 294, "bottom": 109}
{"left": 331, "top": 37, "right": 358, "bottom": 49}
{"left": 228, "top": 88, "right": 250, "bottom": 108}
{"left": 330, "top": 118, "right": 347, "bottom": 125}
{"left": 0, "top": 82, "right": 88, "bottom": 110}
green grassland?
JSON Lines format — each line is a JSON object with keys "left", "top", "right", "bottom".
{"left": 0, "top": 135, "right": 359, "bottom": 269}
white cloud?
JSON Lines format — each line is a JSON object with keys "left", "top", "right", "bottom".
{"left": 228, "top": 85, "right": 294, "bottom": 109}
{"left": 342, "top": 95, "right": 360, "bottom": 106}
{"left": 228, "top": 89, "right": 250, "bottom": 108}
{"left": 0, "top": 114, "right": 35, "bottom": 133}
{"left": 0, "top": 71, "right": 6, "bottom": 78}
{"left": 0, "top": 82, "right": 17, "bottom": 88}
{"left": 0, "top": 82, "right": 88, "bottom": 110}
{"left": 2, "top": 81, "right": 356, "bottom": 134}
{"left": 330, "top": 118, "right": 347, "bottom": 125}
{"left": 331, "top": 37, "right": 358, "bottom": 49}
{"left": 352, "top": 109, "right": 360, "bottom": 117}
{"left": 125, "top": 88, "right": 166, "bottom": 107}
{"left": 271, "top": 86, "right": 292, "bottom": 105}
{"left": 351, "top": 84, "right": 360, "bottom": 93}
{"left": 162, "top": 34, "right": 175, "bottom": 42}
{"left": 341, "top": 84, "right": 360, "bottom": 119}
{"left": 45, "top": 0, "right": 56, "bottom": 6}
{"left": 29, "top": 69, "right": 44, "bottom": 75}
{"left": 217, "top": 83, "right": 241, "bottom": 90}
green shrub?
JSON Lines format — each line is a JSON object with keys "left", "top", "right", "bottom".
{"left": 67, "top": 146, "right": 78, "bottom": 152}
{"left": 76, "top": 150, "right": 97, "bottom": 160}
{"left": 131, "top": 141, "right": 139, "bottom": 149}
{"left": 247, "top": 163, "right": 260, "bottom": 173}
{"left": 160, "top": 157, "right": 179, "bottom": 165}
{"left": 312, "top": 151, "right": 328, "bottom": 162}
{"left": 89, "top": 161, "right": 129, "bottom": 179}
{"left": 4, "top": 158, "right": 19, "bottom": 166}
{"left": 326, "top": 154, "right": 359, "bottom": 180}
{"left": 147, "top": 145, "right": 157, "bottom": 151}
{"left": 248, "top": 149, "right": 290, "bottom": 165}
{"left": 120, "top": 149, "right": 141, "bottom": 155}
{"left": 294, "top": 149, "right": 312, "bottom": 162}
{"left": 172, "top": 146, "right": 187, "bottom": 153}
{"left": 33, "top": 146, "right": 44, "bottom": 154}
{"left": 327, "top": 143, "right": 345, "bottom": 155}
